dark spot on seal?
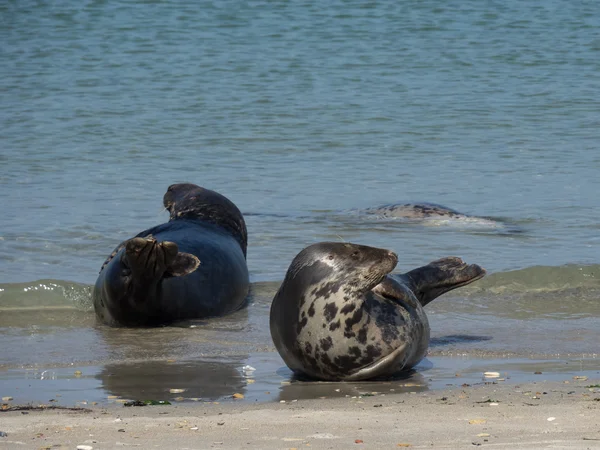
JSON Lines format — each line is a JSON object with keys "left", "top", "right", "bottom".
{"left": 340, "top": 302, "right": 356, "bottom": 315}
{"left": 324, "top": 302, "right": 338, "bottom": 322}
{"left": 365, "top": 344, "right": 382, "bottom": 359}
{"left": 320, "top": 352, "right": 332, "bottom": 366}
{"left": 329, "top": 319, "right": 341, "bottom": 331}
{"left": 308, "top": 301, "right": 315, "bottom": 317}
{"left": 344, "top": 308, "right": 363, "bottom": 329}
{"left": 357, "top": 327, "right": 368, "bottom": 345}
{"left": 320, "top": 336, "right": 333, "bottom": 352}
{"left": 348, "top": 346, "right": 361, "bottom": 358}
{"left": 296, "top": 316, "right": 308, "bottom": 334}
{"left": 333, "top": 354, "right": 363, "bottom": 371}
{"left": 310, "top": 281, "right": 341, "bottom": 300}
{"left": 304, "top": 354, "right": 320, "bottom": 371}
{"left": 304, "top": 342, "right": 313, "bottom": 354}
{"left": 380, "top": 324, "right": 400, "bottom": 345}
{"left": 299, "top": 295, "right": 306, "bottom": 308}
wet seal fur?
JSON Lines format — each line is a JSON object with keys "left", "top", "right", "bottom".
{"left": 364, "top": 202, "right": 466, "bottom": 220}
{"left": 269, "top": 242, "right": 485, "bottom": 381}
{"left": 93, "top": 183, "right": 249, "bottom": 327}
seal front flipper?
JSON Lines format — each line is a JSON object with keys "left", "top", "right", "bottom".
{"left": 343, "top": 343, "right": 409, "bottom": 381}
{"left": 372, "top": 275, "right": 420, "bottom": 309}
{"left": 124, "top": 237, "right": 200, "bottom": 280}
{"left": 402, "top": 257, "right": 486, "bottom": 307}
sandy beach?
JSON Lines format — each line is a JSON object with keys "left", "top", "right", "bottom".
{"left": 2, "top": 379, "right": 599, "bottom": 449}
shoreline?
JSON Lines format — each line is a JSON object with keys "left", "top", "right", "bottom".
{"left": 1, "top": 354, "right": 599, "bottom": 408}
{"left": 1, "top": 379, "right": 599, "bottom": 449}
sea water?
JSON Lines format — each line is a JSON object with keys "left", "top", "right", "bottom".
{"left": 1, "top": 0, "right": 599, "bottom": 405}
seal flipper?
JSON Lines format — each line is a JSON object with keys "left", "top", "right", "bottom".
{"left": 402, "top": 257, "right": 486, "bottom": 307}
{"left": 372, "top": 275, "right": 420, "bottom": 309}
{"left": 164, "top": 252, "right": 200, "bottom": 278}
{"left": 124, "top": 237, "right": 200, "bottom": 280}
{"left": 343, "top": 343, "right": 409, "bottom": 381}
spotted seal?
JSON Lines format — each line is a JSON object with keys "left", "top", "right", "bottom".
{"left": 364, "top": 202, "right": 465, "bottom": 220}
{"left": 93, "top": 183, "right": 249, "bottom": 327}
{"left": 269, "top": 242, "right": 485, "bottom": 381}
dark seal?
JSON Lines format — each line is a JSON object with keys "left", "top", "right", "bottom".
{"left": 269, "top": 242, "right": 485, "bottom": 381}
{"left": 93, "top": 183, "right": 249, "bottom": 327}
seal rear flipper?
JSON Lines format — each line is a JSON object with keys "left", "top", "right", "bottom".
{"left": 124, "top": 237, "right": 200, "bottom": 280}
{"left": 164, "top": 252, "right": 200, "bottom": 278}
{"left": 342, "top": 343, "right": 409, "bottom": 381}
{"left": 404, "top": 257, "right": 486, "bottom": 307}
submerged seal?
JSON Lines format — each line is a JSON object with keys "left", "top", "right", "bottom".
{"left": 93, "top": 183, "right": 249, "bottom": 327}
{"left": 364, "top": 203, "right": 465, "bottom": 220}
{"left": 358, "top": 202, "right": 516, "bottom": 231}
{"left": 269, "top": 242, "right": 485, "bottom": 381}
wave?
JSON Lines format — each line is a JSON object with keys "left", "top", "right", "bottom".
{"left": 461, "top": 263, "right": 600, "bottom": 294}
{"left": 1, "top": 264, "right": 598, "bottom": 311}
{"left": 0, "top": 279, "right": 93, "bottom": 310}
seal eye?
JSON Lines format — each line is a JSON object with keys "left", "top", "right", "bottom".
{"left": 351, "top": 251, "right": 360, "bottom": 259}
{"left": 121, "top": 268, "right": 131, "bottom": 277}
{"left": 328, "top": 255, "right": 334, "bottom": 260}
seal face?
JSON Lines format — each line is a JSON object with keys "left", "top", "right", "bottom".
{"left": 93, "top": 183, "right": 249, "bottom": 327}
{"left": 270, "top": 242, "right": 485, "bottom": 381}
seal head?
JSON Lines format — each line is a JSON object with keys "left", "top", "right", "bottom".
{"left": 163, "top": 183, "right": 247, "bottom": 256}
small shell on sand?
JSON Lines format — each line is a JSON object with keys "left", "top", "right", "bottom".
{"left": 484, "top": 372, "right": 500, "bottom": 378}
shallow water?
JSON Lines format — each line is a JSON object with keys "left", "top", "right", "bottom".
{"left": 1, "top": 277, "right": 599, "bottom": 405}
{"left": 1, "top": 0, "right": 600, "bottom": 404}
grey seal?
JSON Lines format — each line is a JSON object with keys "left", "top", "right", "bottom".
{"left": 364, "top": 202, "right": 466, "bottom": 220}
{"left": 93, "top": 183, "right": 249, "bottom": 327}
{"left": 269, "top": 242, "right": 485, "bottom": 381}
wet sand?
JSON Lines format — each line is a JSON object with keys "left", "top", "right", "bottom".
{"left": 1, "top": 379, "right": 599, "bottom": 449}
